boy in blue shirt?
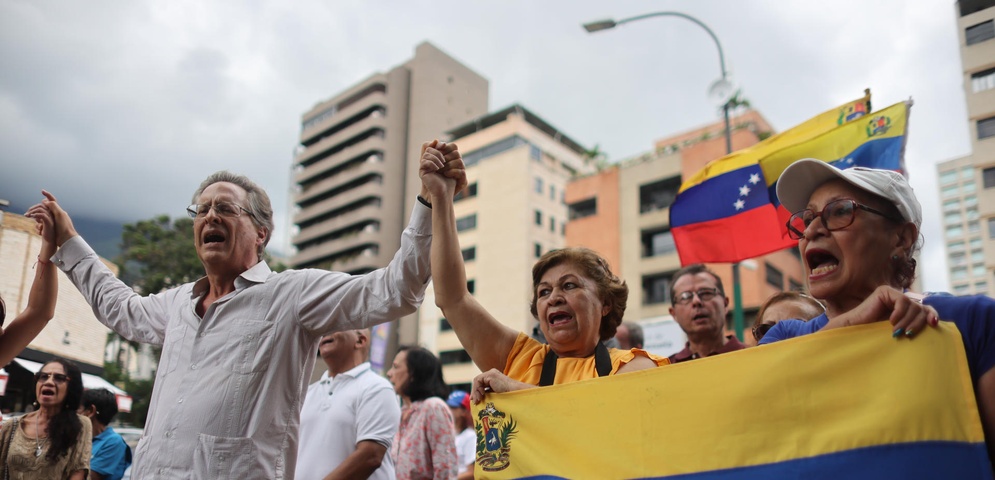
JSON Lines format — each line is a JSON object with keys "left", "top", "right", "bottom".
{"left": 81, "top": 388, "right": 132, "bottom": 480}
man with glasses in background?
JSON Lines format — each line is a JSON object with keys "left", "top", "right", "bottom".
{"left": 667, "top": 264, "right": 746, "bottom": 363}
{"left": 29, "top": 141, "right": 466, "bottom": 480}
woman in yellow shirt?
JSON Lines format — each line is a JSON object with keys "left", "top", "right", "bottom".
{"left": 418, "top": 142, "right": 666, "bottom": 403}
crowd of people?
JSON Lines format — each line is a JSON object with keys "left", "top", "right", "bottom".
{"left": 0, "top": 138, "right": 992, "bottom": 478}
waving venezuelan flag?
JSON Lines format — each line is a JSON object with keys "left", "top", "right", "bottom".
{"left": 472, "top": 322, "right": 989, "bottom": 479}
{"left": 669, "top": 95, "right": 910, "bottom": 265}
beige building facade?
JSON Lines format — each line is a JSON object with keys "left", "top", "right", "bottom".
{"left": 0, "top": 211, "right": 122, "bottom": 411}
{"left": 937, "top": 0, "right": 995, "bottom": 296}
{"left": 291, "top": 42, "right": 489, "bottom": 361}
{"left": 565, "top": 110, "right": 807, "bottom": 352}
{"left": 420, "top": 105, "right": 596, "bottom": 387}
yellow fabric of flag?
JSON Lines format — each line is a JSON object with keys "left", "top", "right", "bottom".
{"left": 679, "top": 92, "right": 870, "bottom": 193}
{"left": 471, "top": 322, "right": 986, "bottom": 479}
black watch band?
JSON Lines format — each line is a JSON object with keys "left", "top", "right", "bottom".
{"left": 417, "top": 195, "right": 432, "bottom": 209}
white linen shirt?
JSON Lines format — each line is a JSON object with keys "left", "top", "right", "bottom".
{"left": 296, "top": 362, "right": 400, "bottom": 480}
{"left": 53, "top": 204, "right": 432, "bottom": 480}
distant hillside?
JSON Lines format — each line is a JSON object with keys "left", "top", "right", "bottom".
{"left": 4, "top": 199, "right": 123, "bottom": 263}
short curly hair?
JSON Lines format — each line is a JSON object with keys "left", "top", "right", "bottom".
{"left": 529, "top": 248, "right": 627, "bottom": 341}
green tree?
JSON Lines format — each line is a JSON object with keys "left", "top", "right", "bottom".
{"left": 117, "top": 215, "right": 203, "bottom": 295}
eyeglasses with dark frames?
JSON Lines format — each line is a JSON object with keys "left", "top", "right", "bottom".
{"left": 674, "top": 287, "right": 720, "bottom": 305}
{"left": 186, "top": 202, "right": 252, "bottom": 219}
{"left": 752, "top": 322, "right": 777, "bottom": 342}
{"left": 36, "top": 372, "right": 70, "bottom": 384}
{"left": 786, "top": 199, "right": 902, "bottom": 240}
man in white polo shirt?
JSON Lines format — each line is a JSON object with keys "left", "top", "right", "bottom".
{"left": 296, "top": 329, "right": 400, "bottom": 480}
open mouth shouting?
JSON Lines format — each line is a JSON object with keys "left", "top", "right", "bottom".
{"left": 805, "top": 248, "right": 839, "bottom": 279}
{"left": 547, "top": 311, "right": 573, "bottom": 328}
{"left": 202, "top": 230, "right": 227, "bottom": 247}
{"left": 38, "top": 385, "right": 58, "bottom": 403}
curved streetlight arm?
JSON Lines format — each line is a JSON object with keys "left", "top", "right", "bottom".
{"left": 586, "top": 11, "right": 727, "bottom": 80}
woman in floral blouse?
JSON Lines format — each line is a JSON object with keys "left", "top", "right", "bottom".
{"left": 387, "top": 346, "right": 457, "bottom": 480}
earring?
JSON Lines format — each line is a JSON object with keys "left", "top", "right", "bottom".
{"left": 891, "top": 255, "right": 899, "bottom": 261}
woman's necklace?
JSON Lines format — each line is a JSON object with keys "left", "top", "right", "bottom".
{"left": 30, "top": 413, "right": 45, "bottom": 457}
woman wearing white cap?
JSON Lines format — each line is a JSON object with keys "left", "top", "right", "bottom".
{"left": 760, "top": 158, "right": 995, "bottom": 461}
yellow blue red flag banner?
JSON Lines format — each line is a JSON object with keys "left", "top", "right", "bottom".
{"left": 670, "top": 94, "right": 911, "bottom": 265}
{"left": 472, "top": 322, "right": 989, "bottom": 479}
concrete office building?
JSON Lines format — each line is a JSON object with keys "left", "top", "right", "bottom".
{"left": 291, "top": 42, "right": 488, "bottom": 354}
{"left": 418, "top": 105, "right": 596, "bottom": 388}
{"left": 936, "top": 0, "right": 995, "bottom": 296}
{"left": 565, "top": 110, "right": 807, "bottom": 352}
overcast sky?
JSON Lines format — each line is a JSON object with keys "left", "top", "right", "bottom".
{"left": 0, "top": 0, "right": 971, "bottom": 292}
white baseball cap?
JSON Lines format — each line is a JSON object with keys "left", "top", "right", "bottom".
{"left": 776, "top": 158, "right": 922, "bottom": 228}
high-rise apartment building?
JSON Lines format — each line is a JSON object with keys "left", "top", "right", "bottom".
{"left": 936, "top": 0, "right": 995, "bottom": 296}
{"left": 418, "top": 105, "right": 596, "bottom": 388}
{"left": 291, "top": 42, "right": 488, "bottom": 353}
{"left": 565, "top": 110, "right": 807, "bottom": 352}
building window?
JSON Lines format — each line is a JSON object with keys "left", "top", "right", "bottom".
{"left": 972, "top": 264, "right": 987, "bottom": 277}
{"left": 966, "top": 20, "right": 995, "bottom": 46}
{"left": 534, "top": 242, "right": 542, "bottom": 258}
{"left": 954, "top": 283, "right": 971, "bottom": 294}
{"left": 463, "top": 135, "right": 530, "bottom": 167}
{"left": 947, "top": 225, "right": 964, "bottom": 238}
{"left": 950, "top": 240, "right": 966, "bottom": 251}
{"left": 966, "top": 195, "right": 979, "bottom": 207}
{"left": 568, "top": 197, "right": 597, "bottom": 220}
{"left": 765, "top": 263, "right": 784, "bottom": 289}
{"left": 642, "top": 272, "right": 675, "bottom": 305}
{"left": 973, "top": 67, "right": 995, "bottom": 93}
{"left": 530, "top": 145, "right": 542, "bottom": 162}
{"left": 550, "top": 185, "right": 556, "bottom": 201}
{"left": 467, "top": 279, "right": 475, "bottom": 294}
{"left": 534, "top": 177, "right": 544, "bottom": 194}
{"left": 534, "top": 210, "right": 543, "bottom": 226}
{"left": 969, "top": 221, "right": 981, "bottom": 234}
{"left": 989, "top": 218, "right": 995, "bottom": 239}
{"left": 967, "top": 207, "right": 980, "bottom": 220}
{"left": 788, "top": 279, "right": 804, "bottom": 292}
{"left": 639, "top": 177, "right": 681, "bottom": 213}
{"left": 943, "top": 199, "right": 960, "bottom": 211}
{"left": 456, "top": 214, "right": 477, "bottom": 232}
{"left": 439, "top": 349, "right": 472, "bottom": 365}
{"left": 439, "top": 318, "right": 453, "bottom": 332}
{"left": 550, "top": 217, "right": 556, "bottom": 233}
{"left": 963, "top": 166, "right": 975, "bottom": 180}
{"left": 945, "top": 212, "right": 963, "bottom": 225}
{"left": 976, "top": 282, "right": 989, "bottom": 294}
{"left": 942, "top": 184, "right": 959, "bottom": 197}
{"left": 951, "top": 252, "right": 967, "bottom": 266}
{"left": 641, "top": 227, "right": 676, "bottom": 257}
{"left": 953, "top": 267, "right": 968, "bottom": 280}
{"left": 455, "top": 182, "right": 478, "bottom": 202}
{"left": 978, "top": 116, "right": 995, "bottom": 140}
{"left": 462, "top": 246, "right": 476, "bottom": 262}
{"left": 939, "top": 170, "right": 959, "bottom": 185}
{"left": 984, "top": 167, "right": 995, "bottom": 189}
{"left": 971, "top": 237, "right": 983, "bottom": 249}
{"left": 972, "top": 249, "right": 985, "bottom": 262}
{"left": 964, "top": 181, "right": 977, "bottom": 194}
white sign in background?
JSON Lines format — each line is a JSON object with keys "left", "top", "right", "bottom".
{"left": 639, "top": 316, "right": 688, "bottom": 358}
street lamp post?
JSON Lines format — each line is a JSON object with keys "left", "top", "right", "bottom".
{"left": 584, "top": 12, "right": 746, "bottom": 341}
